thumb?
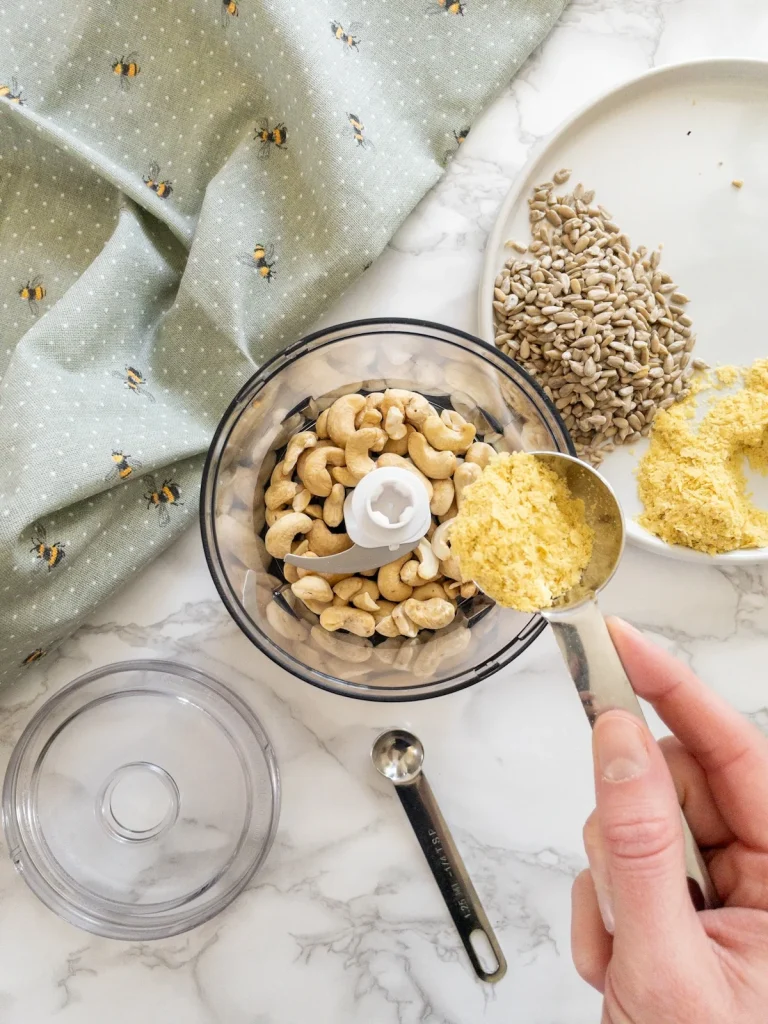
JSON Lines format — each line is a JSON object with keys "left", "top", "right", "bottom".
{"left": 592, "top": 711, "right": 701, "bottom": 959}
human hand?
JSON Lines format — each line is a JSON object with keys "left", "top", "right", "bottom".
{"left": 571, "top": 618, "right": 768, "bottom": 1024}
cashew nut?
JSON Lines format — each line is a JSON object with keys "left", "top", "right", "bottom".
{"left": 431, "top": 518, "right": 454, "bottom": 560}
{"left": 415, "top": 537, "right": 440, "bottom": 580}
{"left": 383, "top": 404, "right": 407, "bottom": 440}
{"left": 265, "top": 478, "right": 301, "bottom": 511}
{"left": 310, "top": 624, "right": 372, "bottom": 663}
{"left": 412, "top": 582, "right": 449, "bottom": 602}
{"left": 439, "top": 499, "right": 458, "bottom": 523}
{"left": 316, "top": 408, "right": 330, "bottom": 439}
{"left": 266, "top": 600, "right": 309, "bottom": 642}
{"left": 404, "top": 393, "right": 434, "bottom": 427}
{"left": 465, "top": 442, "right": 495, "bottom": 469}
{"left": 454, "top": 462, "right": 482, "bottom": 507}
{"left": 283, "top": 562, "right": 300, "bottom": 584}
{"left": 282, "top": 431, "right": 318, "bottom": 475}
{"left": 460, "top": 581, "right": 478, "bottom": 599}
{"left": 323, "top": 482, "right": 345, "bottom": 527}
{"left": 333, "top": 577, "right": 363, "bottom": 603}
{"left": 371, "top": 598, "right": 395, "bottom": 621}
{"left": 331, "top": 467, "right": 360, "bottom": 488}
{"left": 292, "top": 576, "right": 333, "bottom": 606}
{"left": 403, "top": 597, "right": 456, "bottom": 630}
{"left": 379, "top": 389, "right": 413, "bottom": 420}
{"left": 308, "top": 520, "right": 353, "bottom": 556}
{"left": 352, "top": 579, "right": 380, "bottom": 611}
{"left": 382, "top": 424, "right": 414, "bottom": 456}
{"left": 399, "top": 560, "right": 421, "bottom": 587}
{"left": 293, "top": 488, "right": 313, "bottom": 513}
{"left": 319, "top": 606, "right": 376, "bottom": 637}
{"left": 296, "top": 438, "right": 334, "bottom": 479}
{"left": 429, "top": 478, "right": 455, "bottom": 517}
{"left": 264, "top": 512, "right": 313, "bottom": 558}
{"left": 440, "top": 554, "right": 465, "bottom": 582}
{"left": 407, "top": 431, "right": 457, "bottom": 480}
{"left": 305, "top": 503, "right": 324, "bottom": 519}
{"left": 218, "top": 515, "right": 269, "bottom": 571}
{"left": 298, "top": 446, "right": 346, "bottom": 497}
{"left": 345, "top": 427, "right": 387, "bottom": 481}
{"left": 266, "top": 507, "right": 293, "bottom": 527}
{"left": 355, "top": 393, "right": 384, "bottom": 429}
{"left": 376, "top": 454, "right": 433, "bottom": 501}
{"left": 327, "top": 393, "right": 366, "bottom": 447}
{"left": 374, "top": 614, "right": 401, "bottom": 638}
{"left": 422, "top": 412, "right": 475, "bottom": 453}
{"left": 392, "top": 601, "right": 418, "bottom": 638}
{"left": 378, "top": 553, "right": 414, "bottom": 602}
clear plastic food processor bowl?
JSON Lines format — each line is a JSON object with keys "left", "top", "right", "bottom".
{"left": 200, "top": 319, "right": 574, "bottom": 701}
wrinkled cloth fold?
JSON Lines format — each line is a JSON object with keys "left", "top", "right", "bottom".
{"left": 0, "top": 0, "right": 566, "bottom": 683}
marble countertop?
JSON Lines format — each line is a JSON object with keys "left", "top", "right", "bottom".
{"left": 2, "top": 3, "right": 768, "bottom": 1021}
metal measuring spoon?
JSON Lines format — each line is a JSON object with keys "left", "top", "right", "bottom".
{"left": 371, "top": 729, "right": 507, "bottom": 984}
{"left": 531, "top": 452, "right": 719, "bottom": 910}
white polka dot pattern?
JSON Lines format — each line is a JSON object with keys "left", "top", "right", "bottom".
{"left": 0, "top": 0, "right": 565, "bottom": 680}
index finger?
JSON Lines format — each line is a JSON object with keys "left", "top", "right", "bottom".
{"left": 607, "top": 617, "right": 768, "bottom": 850}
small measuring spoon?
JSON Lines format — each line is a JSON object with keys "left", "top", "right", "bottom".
{"left": 371, "top": 729, "right": 507, "bottom": 984}
{"left": 531, "top": 452, "right": 719, "bottom": 910}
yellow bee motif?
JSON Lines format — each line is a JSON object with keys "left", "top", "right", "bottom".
{"left": 111, "top": 53, "right": 140, "bottom": 88}
{"left": 239, "top": 242, "right": 276, "bottom": 281}
{"left": 31, "top": 523, "right": 65, "bottom": 571}
{"left": 255, "top": 119, "right": 288, "bottom": 158}
{"left": 0, "top": 78, "right": 24, "bottom": 104}
{"left": 112, "top": 365, "right": 156, "bottom": 402}
{"left": 444, "top": 126, "right": 470, "bottom": 165}
{"left": 21, "top": 647, "right": 49, "bottom": 667}
{"left": 143, "top": 162, "right": 173, "bottom": 199}
{"left": 106, "top": 450, "right": 143, "bottom": 482}
{"left": 221, "top": 0, "right": 239, "bottom": 25}
{"left": 19, "top": 276, "right": 45, "bottom": 315}
{"left": 347, "top": 113, "right": 374, "bottom": 151}
{"left": 330, "top": 20, "right": 361, "bottom": 52}
{"left": 145, "top": 476, "right": 183, "bottom": 527}
{"left": 427, "top": 0, "right": 465, "bottom": 13}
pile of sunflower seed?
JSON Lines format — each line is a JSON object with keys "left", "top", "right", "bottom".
{"left": 493, "top": 169, "right": 703, "bottom": 465}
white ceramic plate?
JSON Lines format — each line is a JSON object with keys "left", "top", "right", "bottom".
{"left": 478, "top": 58, "right": 768, "bottom": 564}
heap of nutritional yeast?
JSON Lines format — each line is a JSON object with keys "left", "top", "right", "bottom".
{"left": 493, "top": 169, "right": 702, "bottom": 465}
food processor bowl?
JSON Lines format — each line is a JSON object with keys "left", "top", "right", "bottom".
{"left": 200, "top": 319, "right": 574, "bottom": 701}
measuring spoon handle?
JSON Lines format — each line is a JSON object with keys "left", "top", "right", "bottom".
{"left": 395, "top": 773, "right": 507, "bottom": 983}
{"left": 547, "top": 598, "right": 719, "bottom": 911}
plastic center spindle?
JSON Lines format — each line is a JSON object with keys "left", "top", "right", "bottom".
{"left": 367, "top": 478, "right": 415, "bottom": 529}
{"left": 343, "top": 466, "right": 432, "bottom": 551}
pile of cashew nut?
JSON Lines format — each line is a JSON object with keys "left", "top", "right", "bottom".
{"left": 262, "top": 389, "right": 496, "bottom": 644}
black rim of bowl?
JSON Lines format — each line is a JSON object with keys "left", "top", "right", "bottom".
{"left": 200, "top": 317, "right": 576, "bottom": 702}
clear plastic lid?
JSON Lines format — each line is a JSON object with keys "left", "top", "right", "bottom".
{"left": 2, "top": 661, "right": 279, "bottom": 940}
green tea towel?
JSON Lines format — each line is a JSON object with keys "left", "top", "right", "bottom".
{"left": 0, "top": 0, "right": 566, "bottom": 683}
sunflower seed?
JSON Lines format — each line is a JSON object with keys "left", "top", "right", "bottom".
{"left": 490, "top": 172, "right": 699, "bottom": 463}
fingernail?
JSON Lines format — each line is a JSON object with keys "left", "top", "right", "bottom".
{"left": 584, "top": 832, "right": 615, "bottom": 935}
{"left": 606, "top": 617, "right": 641, "bottom": 640}
{"left": 594, "top": 873, "right": 615, "bottom": 935}
{"left": 594, "top": 714, "right": 649, "bottom": 782}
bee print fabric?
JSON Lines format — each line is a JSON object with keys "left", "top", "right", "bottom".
{"left": 0, "top": 0, "right": 566, "bottom": 683}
